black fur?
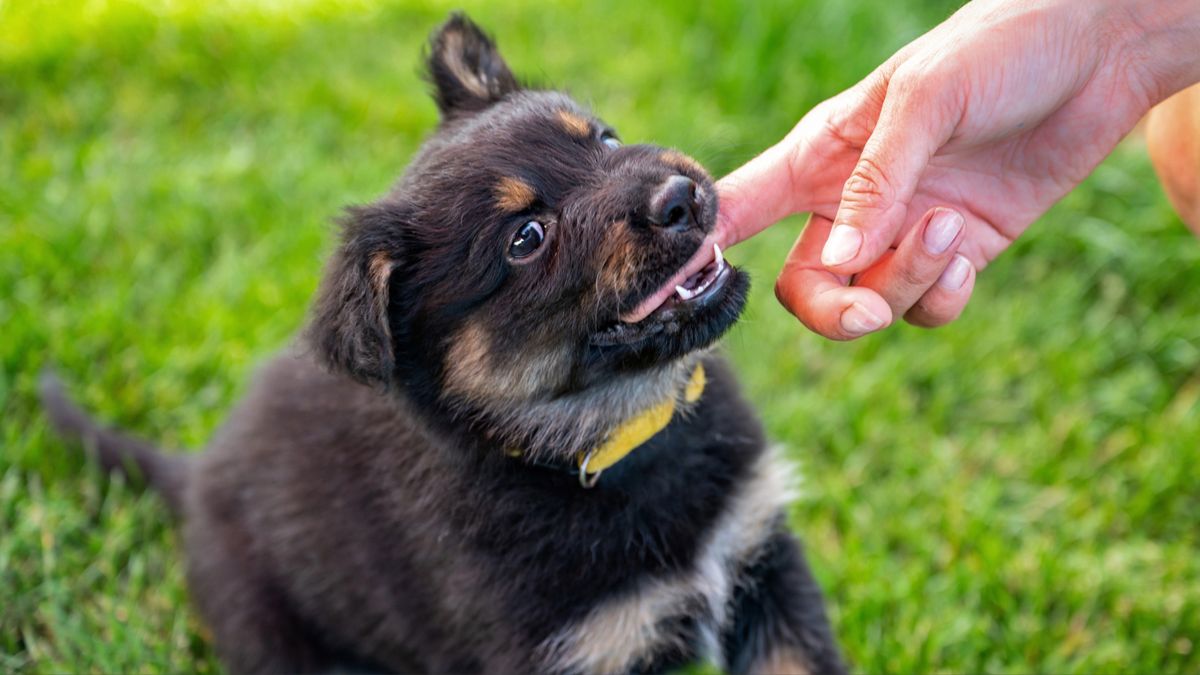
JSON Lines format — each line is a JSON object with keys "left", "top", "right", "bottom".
{"left": 309, "top": 202, "right": 407, "bottom": 386}
{"left": 41, "top": 13, "right": 844, "bottom": 675}
{"left": 723, "top": 530, "right": 846, "bottom": 675}
{"left": 425, "top": 13, "right": 521, "bottom": 117}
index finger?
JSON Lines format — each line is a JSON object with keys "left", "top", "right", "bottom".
{"left": 714, "top": 96, "right": 856, "bottom": 248}
{"left": 714, "top": 132, "right": 809, "bottom": 248}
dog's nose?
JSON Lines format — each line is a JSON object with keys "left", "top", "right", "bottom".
{"left": 648, "top": 175, "right": 700, "bottom": 232}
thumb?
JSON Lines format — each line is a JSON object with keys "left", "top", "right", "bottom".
{"left": 820, "top": 74, "right": 957, "bottom": 273}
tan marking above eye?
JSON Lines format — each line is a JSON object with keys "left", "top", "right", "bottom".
{"left": 596, "top": 221, "right": 639, "bottom": 294}
{"left": 659, "top": 150, "right": 711, "bottom": 180}
{"left": 495, "top": 176, "right": 537, "bottom": 212}
{"left": 556, "top": 109, "right": 591, "bottom": 138}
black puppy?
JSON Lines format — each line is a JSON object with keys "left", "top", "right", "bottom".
{"left": 41, "top": 13, "right": 844, "bottom": 675}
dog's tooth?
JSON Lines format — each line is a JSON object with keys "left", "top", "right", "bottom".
{"left": 675, "top": 285, "right": 697, "bottom": 301}
{"left": 714, "top": 243, "right": 723, "bottom": 269}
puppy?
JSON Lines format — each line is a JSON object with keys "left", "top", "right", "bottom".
{"left": 41, "top": 14, "right": 844, "bottom": 675}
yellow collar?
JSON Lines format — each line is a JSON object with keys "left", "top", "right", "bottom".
{"left": 576, "top": 363, "right": 706, "bottom": 486}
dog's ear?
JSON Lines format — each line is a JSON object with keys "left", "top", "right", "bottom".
{"left": 308, "top": 203, "right": 405, "bottom": 386}
{"left": 426, "top": 12, "right": 519, "bottom": 118}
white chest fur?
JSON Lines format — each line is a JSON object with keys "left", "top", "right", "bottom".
{"left": 537, "top": 446, "right": 798, "bottom": 674}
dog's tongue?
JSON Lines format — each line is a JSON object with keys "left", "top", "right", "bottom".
{"left": 620, "top": 238, "right": 721, "bottom": 323}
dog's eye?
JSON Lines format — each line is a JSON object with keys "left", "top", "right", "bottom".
{"left": 601, "top": 131, "right": 621, "bottom": 150}
{"left": 509, "top": 220, "right": 545, "bottom": 259}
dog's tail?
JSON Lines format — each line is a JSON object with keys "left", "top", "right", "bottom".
{"left": 38, "top": 370, "right": 191, "bottom": 516}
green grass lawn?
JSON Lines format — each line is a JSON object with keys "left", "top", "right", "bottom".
{"left": 3, "top": 0, "right": 1199, "bottom": 672}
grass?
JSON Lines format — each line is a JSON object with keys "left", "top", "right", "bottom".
{"left": 2, "top": 0, "right": 1199, "bottom": 672}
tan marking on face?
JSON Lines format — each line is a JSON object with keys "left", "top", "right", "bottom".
{"left": 440, "top": 31, "right": 490, "bottom": 99}
{"left": 538, "top": 445, "right": 798, "bottom": 673}
{"left": 444, "top": 321, "right": 493, "bottom": 400}
{"left": 556, "top": 109, "right": 591, "bottom": 137}
{"left": 495, "top": 176, "right": 537, "bottom": 212}
{"left": 660, "top": 150, "right": 711, "bottom": 180}
{"left": 443, "top": 319, "right": 571, "bottom": 403}
{"left": 754, "top": 649, "right": 813, "bottom": 675}
{"left": 595, "top": 221, "right": 639, "bottom": 296}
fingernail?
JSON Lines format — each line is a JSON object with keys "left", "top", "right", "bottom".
{"left": 840, "top": 302, "right": 885, "bottom": 335}
{"left": 938, "top": 254, "right": 971, "bottom": 290}
{"left": 923, "top": 209, "right": 964, "bottom": 255}
{"left": 822, "top": 225, "right": 863, "bottom": 266}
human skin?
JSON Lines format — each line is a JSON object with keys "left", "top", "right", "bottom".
{"left": 1146, "top": 82, "right": 1200, "bottom": 233}
{"left": 712, "top": 0, "right": 1200, "bottom": 340}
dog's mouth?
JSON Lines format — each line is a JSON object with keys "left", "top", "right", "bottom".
{"left": 631, "top": 242, "right": 728, "bottom": 320}
{"left": 591, "top": 241, "right": 745, "bottom": 349}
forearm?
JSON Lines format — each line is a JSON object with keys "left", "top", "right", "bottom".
{"left": 1115, "top": 0, "right": 1200, "bottom": 105}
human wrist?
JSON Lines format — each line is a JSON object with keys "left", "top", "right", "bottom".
{"left": 1109, "top": 0, "right": 1200, "bottom": 105}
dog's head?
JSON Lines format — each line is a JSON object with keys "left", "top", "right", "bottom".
{"left": 310, "top": 13, "right": 748, "bottom": 459}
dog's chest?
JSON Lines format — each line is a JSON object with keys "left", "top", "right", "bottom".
{"left": 535, "top": 446, "right": 795, "bottom": 674}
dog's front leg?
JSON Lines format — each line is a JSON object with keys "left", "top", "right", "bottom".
{"left": 721, "top": 527, "right": 847, "bottom": 675}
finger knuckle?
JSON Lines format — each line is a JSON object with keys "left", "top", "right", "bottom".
{"left": 891, "top": 56, "right": 948, "bottom": 99}
{"left": 774, "top": 275, "right": 803, "bottom": 315}
{"left": 910, "top": 294, "right": 966, "bottom": 327}
{"left": 773, "top": 273, "right": 798, "bottom": 307}
{"left": 890, "top": 63, "right": 928, "bottom": 96}
{"left": 905, "top": 311, "right": 941, "bottom": 328}
{"left": 775, "top": 276, "right": 841, "bottom": 338}
{"left": 773, "top": 276, "right": 788, "bottom": 305}
{"left": 842, "top": 157, "right": 894, "bottom": 209}
{"left": 894, "top": 260, "right": 932, "bottom": 290}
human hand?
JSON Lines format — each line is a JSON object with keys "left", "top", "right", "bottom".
{"left": 714, "top": 0, "right": 1200, "bottom": 340}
